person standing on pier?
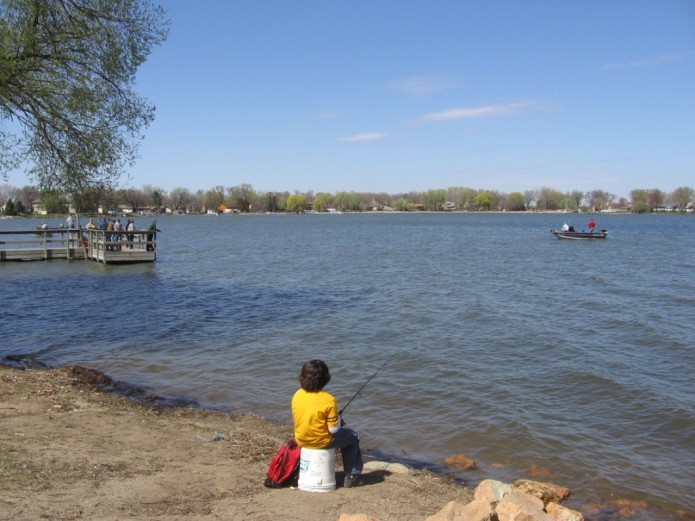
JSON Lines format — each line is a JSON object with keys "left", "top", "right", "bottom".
{"left": 126, "top": 219, "right": 135, "bottom": 248}
{"left": 114, "top": 219, "right": 124, "bottom": 250}
{"left": 106, "top": 219, "right": 115, "bottom": 250}
{"left": 146, "top": 220, "right": 158, "bottom": 251}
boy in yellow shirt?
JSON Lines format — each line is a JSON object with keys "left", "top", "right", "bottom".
{"left": 291, "top": 360, "right": 363, "bottom": 488}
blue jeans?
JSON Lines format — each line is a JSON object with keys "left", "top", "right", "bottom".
{"left": 326, "top": 427, "right": 363, "bottom": 476}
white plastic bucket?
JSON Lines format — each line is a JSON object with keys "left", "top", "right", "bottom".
{"left": 298, "top": 447, "right": 336, "bottom": 492}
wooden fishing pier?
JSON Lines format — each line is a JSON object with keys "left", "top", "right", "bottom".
{"left": 0, "top": 228, "right": 157, "bottom": 263}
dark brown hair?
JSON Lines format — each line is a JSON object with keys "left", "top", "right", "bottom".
{"left": 299, "top": 360, "right": 331, "bottom": 392}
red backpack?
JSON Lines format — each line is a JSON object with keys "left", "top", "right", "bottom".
{"left": 264, "top": 439, "right": 301, "bottom": 488}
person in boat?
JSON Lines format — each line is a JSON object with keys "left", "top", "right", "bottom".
{"left": 291, "top": 360, "right": 363, "bottom": 488}
{"left": 588, "top": 218, "right": 596, "bottom": 233}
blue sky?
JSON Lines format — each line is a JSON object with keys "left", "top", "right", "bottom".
{"left": 28, "top": 1, "right": 695, "bottom": 199}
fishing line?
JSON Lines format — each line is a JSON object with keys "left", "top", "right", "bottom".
{"left": 339, "top": 354, "right": 395, "bottom": 415}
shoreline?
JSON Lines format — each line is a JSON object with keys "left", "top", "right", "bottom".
{"left": 1, "top": 208, "right": 642, "bottom": 220}
{"left": 0, "top": 363, "right": 474, "bottom": 520}
{"left": 1, "top": 354, "right": 460, "bottom": 478}
{"left": 1, "top": 363, "right": 684, "bottom": 520}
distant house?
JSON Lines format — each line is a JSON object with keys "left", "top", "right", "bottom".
{"left": 97, "top": 204, "right": 134, "bottom": 215}
{"left": 32, "top": 200, "right": 47, "bottom": 215}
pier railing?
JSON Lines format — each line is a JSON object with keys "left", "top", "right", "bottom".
{"left": 0, "top": 228, "right": 157, "bottom": 263}
{"left": 85, "top": 229, "right": 157, "bottom": 263}
{"left": 0, "top": 228, "right": 86, "bottom": 261}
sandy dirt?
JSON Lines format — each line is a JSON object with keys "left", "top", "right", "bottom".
{"left": 0, "top": 364, "right": 472, "bottom": 521}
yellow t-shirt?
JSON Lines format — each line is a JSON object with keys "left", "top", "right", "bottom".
{"left": 291, "top": 388, "right": 340, "bottom": 449}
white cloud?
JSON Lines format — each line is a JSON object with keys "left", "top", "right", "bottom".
{"left": 418, "top": 101, "right": 539, "bottom": 122}
{"left": 603, "top": 50, "right": 695, "bottom": 71}
{"left": 390, "top": 74, "right": 460, "bottom": 95}
{"left": 339, "top": 132, "right": 390, "bottom": 142}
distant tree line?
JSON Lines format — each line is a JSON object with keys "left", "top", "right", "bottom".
{"left": 1, "top": 182, "right": 693, "bottom": 216}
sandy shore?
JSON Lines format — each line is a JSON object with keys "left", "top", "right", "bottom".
{"left": 0, "top": 364, "right": 473, "bottom": 520}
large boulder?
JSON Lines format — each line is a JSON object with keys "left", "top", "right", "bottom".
{"left": 427, "top": 479, "right": 586, "bottom": 521}
{"left": 496, "top": 500, "right": 552, "bottom": 521}
{"left": 424, "top": 500, "right": 468, "bottom": 521}
{"left": 496, "top": 491, "right": 550, "bottom": 521}
{"left": 474, "top": 479, "right": 512, "bottom": 504}
{"left": 444, "top": 454, "right": 477, "bottom": 470}
{"left": 512, "top": 480, "right": 570, "bottom": 505}
{"left": 502, "top": 491, "right": 545, "bottom": 512}
{"left": 425, "top": 500, "right": 496, "bottom": 521}
{"left": 546, "top": 502, "right": 584, "bottom": 521}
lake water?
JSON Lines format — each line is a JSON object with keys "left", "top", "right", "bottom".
{"left": 2, "top": 212, "right": 693, "bottom": 520}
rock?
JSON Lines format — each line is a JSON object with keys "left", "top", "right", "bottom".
{"left": 428, "top": 479, "right": 587, "bottom": 521}
{"left": 424, "top": 500, "right": 468, "bottom": 521}
{"left": 608, "top": 498, "right": 649, "bottom": 510}
{"left": 362, "top": 460, "right": 411, "bottom": 474}
{"left": 338, "top": 515, "right": 380, "bottom": 521}
{"left": 546, "top": 502, "right": 584, "bottom": 521}
{"left": 503, "top": 491, "right": 545, "bottom": 512}
{"left": 582, "top": 498, "right": 649, "bottom": 519}
{"left": 496, "top": 498, "right": 553, "bottom": 521}
{"left": 474, "top": 479, "right": 512, "bottom": 504}
{"left": 512, "top": 480, "right": 570, "bottom": 505}
{"left": 528, "top": 465, "right": 554, "bottom": 478}
{"left": 675, "top": 508, "right": 695, "bottom": 519}
{"left": 444, "top": 454, "right": 477, "bottom": 470}
{"left": 460, "top": 499, "right": 497, "bottom": 521}
{"left": 425, "top": 500, "right": 495, "bottom": 521}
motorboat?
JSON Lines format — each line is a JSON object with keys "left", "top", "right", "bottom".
{"left": 551, "top": 229, "right": 607, "bottom": 240}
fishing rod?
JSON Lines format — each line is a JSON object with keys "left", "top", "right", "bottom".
{"left": 339, "top": 356, "right": 393, "bottom": 415}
